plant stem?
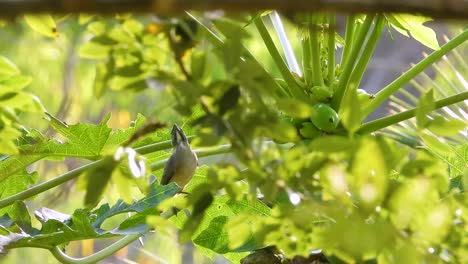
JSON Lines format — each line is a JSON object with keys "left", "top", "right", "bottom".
{"left": 333, "top": 14, "right": 375, "bottom": 109}
{"left": 362, "top": 29, "right": 468, "bottom": 117}
{"left": 269, "top": 11, "right": 302, "bottom": 77}
{"left": 254, "top": 16, "right": 306, "bottom": 99}
{"left": 186, "top": 11, "right": 289, "bottom": 98}
{"left": 340, "top": 15, "right": 356, "bottom": 67}
{"left": 327, "top": 15, "right": 336, "bottom": 85}
{"left": 50, "top": 233, "right": 142, "bottom": 264}
{"left": 357, "top": 91, "right": 468, "bottom": 134}
{"left": 309, "top": 15, "right": 324, "bottom": 86}
{"left": 0, "top": 160, "right": 104, "bottom": 209}
{"left": 302, "top": 36, "right": 313, "bottom": 86}
{"left": 348, "top": 15, "right": 385, "bottom": 90}
{"left": 48, "top": 200, "right": 182, "bottom": 264}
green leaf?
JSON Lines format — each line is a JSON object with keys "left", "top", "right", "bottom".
{"left": 339, "top": 86, "right": 361, "bottom": 133}
{"left": 420, "top": 132, "right": 454, "bottom": 155}
{"left": 0, "top": 171, "right": 37, "bottom": 215}
{"left": 389, "top": 15, "right": 439, "bottom": 50}
{"left": 427, "top": 116, "right": 467, "bottom": 136}
{"left": 227, "top": 214, "right": 254, "bottom": 250}
{"left": 0, "top": 75, "right": 33, "bottom": 91}
{"left": 79, "top": 14, "right": 94, "bottom": 25}
{"left": 0, "top": 183, "right": 178, "bottom": 249}
{"left": 350, "top": 138, "right": 387, "bottom": 209}
{"left": 276, "top": 99, "right": 314, "bottom": 119}
{"left": 180, "top": 192, "right": 214, "bottom": 242}
{"left": 6, "top": 201, "right": 32, "bottom": 233}
{"left": 87, "top": 21, "right": 107, "bottom": 36}
{"left": 102, "top": 113, "right": 146, "bottom": 153}
{"left": 0, "top": 56, "right": 20, "bottom": 77}
{"left": 24, "top": 15, "right": 58, "bottom": 38}
{"left": 82, "top": 158, "right": 118, "bottom": 207}
{"left": 416, "top": 89, "right": 435, "bottom": 128}
{"left": 190, "top": 196, "right": 270, "bottom": 253}
{"left": 102, "top": 182, "right": 180, "bottom": 229}
{"left": 79, "top": 41, "right": 112, "bottom": 59}
{"left": 43, "top": 113, "right": 113, "bottom": 157}
{"left": 306, "top": 136, "right": 357, "bottom": 153}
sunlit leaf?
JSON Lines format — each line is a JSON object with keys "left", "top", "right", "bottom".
{"left": 0, "top": 56, "right": 20, "bottom": 77}
{"left": 416, "top": 89, "right": 435, "bottom": 128}
{"left": 427, "top": 116, "right": 467, "bottom": 136}
{"left": 24, "top": 15, "right": 59, "bottom": 38}
{"left": 339, "top": 87, "right": 361, "bottom": 133}
{"left": 389, "top": 14, "right": 440, "bottom": 50}
{"left": 276, "top": 99, "right": 314, "bottom": 119}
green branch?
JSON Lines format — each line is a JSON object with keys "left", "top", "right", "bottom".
{"left": 333, "top": 14, "right": 375, "bottom": 109}
{"left": 48, "top": 206, "right": 181, "bottom": 264}
{"left": 50, "top": 233, "right": 142, "bottom": 264}
{"left": 357, "top": 91, "right": 468, "bottom": 134}
{"left": 362, "top": 29, "right": 468, "bottom": 117}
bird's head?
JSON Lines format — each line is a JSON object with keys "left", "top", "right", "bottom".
{"left": 171, "top": 124, "right": 188, "bottom": 147}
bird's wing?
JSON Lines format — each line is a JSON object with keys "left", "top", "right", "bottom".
{"left": 161, "top": 154, "right": 177, "bottom": 185}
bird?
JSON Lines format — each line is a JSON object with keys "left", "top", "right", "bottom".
{"left": 160, "top": 124, "right": 198, "bottom": 191}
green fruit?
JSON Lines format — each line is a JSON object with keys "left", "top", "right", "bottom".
{"left": 310, "top": 85, "right": 333, "bottom": 102}
{"left": 300, "top": 122, "right": 321, "bottom": 138}
{"left": 311, "top": 103, "right": 340, "bottom": 132}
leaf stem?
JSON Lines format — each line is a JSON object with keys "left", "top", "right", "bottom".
{"left": 254, "top": 16, "right": 305, "bottom": 99}
{"left": 340, "top": 15, "right": 356, "bottom": 67}
{"left": 362, "top": 29, "right": 468, "bottom": 117}
{"left": 357, "top": 91, "right": 468, "bottom": 134}
{"left": 333, "top": 14, "right": 375, "bottom": 109}
{"left": 48, "top": 201, "right": 181, "bottom": 264}
{"left": 348, "top": 15, "right": 385, "bottom": 90}
{"left": 302, "top": 36, "right": 313, "bottom": 86}
{"left": 327, "top": 15, "right": 336, "bottom": 85}
{"left": 269, "top": 11, "right": 302, "bottom": 77}
{"left": 0, "top": 160, "right": 104, "bottom": 209}
{"left": 50, "top": 233, "right": 142, "bottom": 264}
{"left": 309, "top": 15, "right": 324, "bottom": 86}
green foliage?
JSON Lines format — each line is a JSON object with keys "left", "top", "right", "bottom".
{"left": 0, "top": 10, "right": 466, "bottom": 264}
{"left": 24, "top": 15, "right": 58, "bottom": 38}
{"left": 387, "top": 14, "right": 440, "bottom": 50}
{"left": 0, "top": 56, "right": 43, "bottom": 154}
{"left": 0, "top": 183, "right": 179, "bottom": 251}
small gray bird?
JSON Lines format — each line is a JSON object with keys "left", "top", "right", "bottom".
{"left": 160, "top": 124, "right": 198, "bottom": 190}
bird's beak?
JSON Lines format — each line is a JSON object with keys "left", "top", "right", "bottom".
{"left": 171, "top": 124, "right": 188, "bottom": 146}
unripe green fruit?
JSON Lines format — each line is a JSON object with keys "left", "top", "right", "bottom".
{"left": 300, "top": 122, "right": 321, "bottom": 138}
{"left": 310, "top": 85, "right": 333, "bottom": 102}
{"left": 311, "top": 103, "right": 340, "bottom": 132}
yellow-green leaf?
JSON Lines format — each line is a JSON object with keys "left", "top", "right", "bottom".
{"left": 390, "top": 15, "right": 439, "bottom": 50}
{"left": 0, "top": 56, "right": 20, "bottom": 77}
{"left": 276, "top": 98, "right": 314, "bottom": 119}
{"left": 416, "top": 89, "right": 435, "bottom": 128}
{"left": 24, "top": 15, "right": 58, "bottom": 38}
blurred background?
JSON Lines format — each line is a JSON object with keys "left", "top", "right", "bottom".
{"left": 0, "top": 13, "right": 465, "bottom": 263}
